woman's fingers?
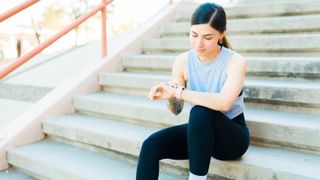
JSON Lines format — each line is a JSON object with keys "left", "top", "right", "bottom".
{"left": 148, "top": 82, "right": 176, "bottom": 100}
{"left": 149, "top": 83, "right": 163, "bottom": 100}
{"left": 165, "top": 81, "right": 178, "bottom": 88}
{"left": 149, "top": 86, "right": 158, "bottom": 100}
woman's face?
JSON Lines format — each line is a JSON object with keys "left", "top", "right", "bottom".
{"left": 190, "top": 23, "right": 224, "bottom": 57}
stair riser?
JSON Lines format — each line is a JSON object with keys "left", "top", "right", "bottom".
{"left": 162, "top": 15, "right": 320, "bottom": 36}
{"left": 73, "top": 98, "right": 320, "bottom": 153}
{"left": 123, "top": 56, "right": 320, "bottom": 79}
{"left": 99, "top": 75, "right": 320, "bottom": 107}
{"left": 101, "top": 85, "right": 320, "bottom": 108}
{"left": 243, "top": 86, "right": 320, "bottom": 107}
{"left": 73, "top": 97, "right": 187, "bottom": 127}
{"left": 7, "top": 154, "right": 80, "bottom": 180}
{"left": 143, "top": 35, "right": 320, "bottom": 54}
{"left": 248, "top": 122, "right": 320, "bottom": 153}
{"left": 43, "top": 122, "right": 144, "bottom": 157}
{"left": 176, "top": 1, "right": 320, "bottom": 22}
{"left": 247, "top": 59, "right": 320, "bottom": 79}
{"left": 122, "top": 56, "right": 174, "bottom": 72}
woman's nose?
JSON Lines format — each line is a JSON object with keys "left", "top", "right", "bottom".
{"left": 195, "top": 38, "right": 204, "bottom": 48}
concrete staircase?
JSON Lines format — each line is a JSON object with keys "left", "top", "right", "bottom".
{"left": 2, "top": 0, "right": 320, "bottom": 179}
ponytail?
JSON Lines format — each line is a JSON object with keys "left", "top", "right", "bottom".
{"left": 218, "top": 35, "right": 232, "bottom": 49}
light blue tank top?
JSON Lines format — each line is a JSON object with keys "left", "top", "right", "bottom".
{"left": 187, "top": 46, "right": 245, "bottom": 119}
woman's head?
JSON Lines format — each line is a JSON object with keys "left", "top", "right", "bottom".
{"left": 190, "top": 3, "right": 231, "bottom": 56}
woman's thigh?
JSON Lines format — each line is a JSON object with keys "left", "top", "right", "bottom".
{"left": 211, "top": 113, "right": 250, "bottom": 160}
{"left": 145, "top": 123, "right": 189, "bottom": 160}
{"left": 189, "top": 105, "right": 250, "bottom": 160}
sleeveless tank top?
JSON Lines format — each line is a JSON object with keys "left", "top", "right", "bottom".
{"left": 187, "top": 46, "right": 245, "bottom": 119}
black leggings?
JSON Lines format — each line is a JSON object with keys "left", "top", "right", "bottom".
{"left": 136, "top": 105, "right": 250, "bottom": 180}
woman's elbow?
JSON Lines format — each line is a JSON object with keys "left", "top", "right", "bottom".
{"left": 221, "top": 100, "right": 233, "bottom": 112}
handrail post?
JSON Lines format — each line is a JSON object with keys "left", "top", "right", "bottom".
{"left": 101, "top": 0, "right": 107, "bottom": 57}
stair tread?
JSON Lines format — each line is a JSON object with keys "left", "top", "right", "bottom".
{"left": 173, "top": 14, "right": 320, "bottom": 24}
{"left": 76, "top": 92, "right": 320, "bottom": 128}
{"left": 44, "top": 114, "right": 158, "bottom": 142}
{"left": 8, "top": 141, "right": 182, "bottom": 180}
{"left": 100, "top": 71, "right": 320, "bottom": 89}
{"left": 43, "top": 113, "right": 320, "bottom": 179}
{"left": 124, "top": 54, "right": 320, "bottom": 62}
{"left": 245, "top": 78, "right": 320, "bottom": 89}
{"left": 0, "top": 169, "right": 36, "bottom": 180}
{"left": 162, "top": 14, "right": 320, "bottom": 34}
{"left": 147, "top": 33, "right": 320, "bottom": 39}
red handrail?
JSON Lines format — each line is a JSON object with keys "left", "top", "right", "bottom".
{"left": 0, "top": 0, "right": 112, "bottom": 80}
{"left": 0, "top": 0, "right": 40, "bottom": 23}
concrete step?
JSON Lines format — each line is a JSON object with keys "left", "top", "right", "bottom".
{"left": 99, "top": 72, "right": 320, "bottom": 107}
{"left": 244, "top": 78, "right": 320, "bottom": 107}
{"left": 73, "top": 92, "right": 186, "bottom": 128}
{"left": 43, "top": 114, "right": 158, "bottom": 158}
{"left": 73, "top": 92, "right": 320, "bottom": 152}
{"left": 122, "top": 55, "right": 320, "bottom": 79}
{"left": 143, "top": 34, "right": 320, "bottom": 54}
{"left": 122, "top": 54, "right": 175, "bottom": 72}
{"left": 7, "top": 140, "right": 183, "bottom": 180}
{"left": 42, "top": 113, "right": 320, "bottom": 179}
{"left": 0, "top": 169, "right": 37, "bottom": 180}
{"left": 176, "top": 0, "right": 320, "bottom": 21}
{"left": 100, "top": 72, "right": 169, "bottom": 96}
{"left": 246, "top": 57, "right": 320, "bottom": 79}
{"left": 162, "top": 15, "right": 320, "bottom": 37}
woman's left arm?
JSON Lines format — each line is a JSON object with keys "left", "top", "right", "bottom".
{"left": 181, "top": 54, "right": 247, "bottom": 112}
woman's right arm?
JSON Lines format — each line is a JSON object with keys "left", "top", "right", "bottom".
{"left": 167, "top": 52, "right": 188, "bottom": 115}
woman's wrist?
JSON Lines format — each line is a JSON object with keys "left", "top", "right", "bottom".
{"left": 175, "top": 86, "right": 184, "bottom": 99}
{"left": 180, "top": 88, "right": 186, "bottom": 101}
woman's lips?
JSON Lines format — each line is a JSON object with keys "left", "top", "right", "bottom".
{"left": 195, "top": 49, "right": 206, "bottom": 54}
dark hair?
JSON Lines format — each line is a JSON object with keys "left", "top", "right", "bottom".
{"left": 191, "top": 2, "right": 232, "bottom": 49}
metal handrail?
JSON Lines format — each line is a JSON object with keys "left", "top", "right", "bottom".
{"left": 0, "top": 0, "right": 112, "bottom": 80}
{"left": 0, "top": 0, "right": 40, "bottom": 23}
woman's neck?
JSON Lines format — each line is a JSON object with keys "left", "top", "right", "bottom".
{"left": 198, "top": 46, "right": 222, "bottom": 62}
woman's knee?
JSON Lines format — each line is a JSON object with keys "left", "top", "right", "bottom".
{"left": 140, "top": 133, "right": 163, "bottom": 158}
{"left": 189, "top": 106, "right": 217, "bottom": 130}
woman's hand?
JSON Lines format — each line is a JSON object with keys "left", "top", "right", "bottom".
{"left": 148, "top": 81, "right": 177, "bottom": 100}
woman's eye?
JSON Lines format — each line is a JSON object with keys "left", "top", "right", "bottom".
{"left": 192, "top": 34, "right": 197, "bottom": 37}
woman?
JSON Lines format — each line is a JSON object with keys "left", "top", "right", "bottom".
{"left": 136, "top": 2, "right": 250, "bottom": 180}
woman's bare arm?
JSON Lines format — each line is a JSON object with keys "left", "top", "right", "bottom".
{"left": 166, "top": 52, "right": 188, "bottom": 115}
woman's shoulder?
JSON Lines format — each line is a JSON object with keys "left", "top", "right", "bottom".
{"left": 229, "top": 51, "right": 247, "bottom": 65}
{"left": 225, "top": 51, "right": 247, "bottom": 77}
{"left": 174, "top": 51, "right": 189, "bottom": 65}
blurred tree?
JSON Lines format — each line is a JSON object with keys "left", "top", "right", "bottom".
{"left": 65, "top": 0, "right": 89, "bottom": 45}
{"left": 41, "top": 4, "right": 69, "bottom": 32}
{"left": 31, "top": 17, "right": 42, "bottom": 45}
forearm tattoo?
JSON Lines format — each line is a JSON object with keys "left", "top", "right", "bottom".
{"left": 167, "top": 97, "right": 184, "bottom": 115}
